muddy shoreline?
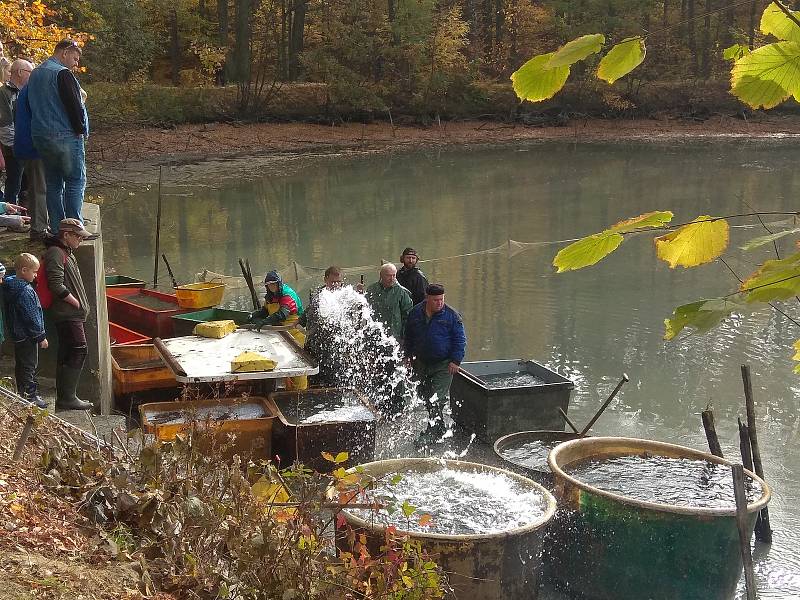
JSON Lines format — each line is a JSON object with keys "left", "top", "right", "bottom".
{"left": 87, "top": 115, "right": 800, "bottom": 184}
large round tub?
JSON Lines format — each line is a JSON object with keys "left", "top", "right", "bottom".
{"left": 547, "top": 437, "right": 771, "bottom": 600}
{"left": 336, "top": 458, "right": 557, "bottom": 600}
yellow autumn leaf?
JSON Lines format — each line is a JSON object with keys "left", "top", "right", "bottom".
{"left": 793, "top": 340, "right": 800, "bottom": 373}
{"left": 654, "top": 216, "right": 729, "bottom": 268}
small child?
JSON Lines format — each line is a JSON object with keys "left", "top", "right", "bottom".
{"left": 3, "top": 253, "right": 48, "bottom": 408}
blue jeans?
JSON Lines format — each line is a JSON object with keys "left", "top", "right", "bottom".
{"left": 32, "top": 135, "right": 86, "bottom": 230}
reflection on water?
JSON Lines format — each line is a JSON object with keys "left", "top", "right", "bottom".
{"left": 97, "top": 140, "right": 800, "bottom": 598}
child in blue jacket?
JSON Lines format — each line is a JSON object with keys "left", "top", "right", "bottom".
{"left": 3, "top": 253, "right": 48, "bottom": 407}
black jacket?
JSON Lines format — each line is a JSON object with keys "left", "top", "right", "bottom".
{"left": 397, "top": 266, "right": 428, "bottom": 306}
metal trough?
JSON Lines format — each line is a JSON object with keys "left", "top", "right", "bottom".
{"left": 450, "top": 359, "right": 574, "bottom": 442}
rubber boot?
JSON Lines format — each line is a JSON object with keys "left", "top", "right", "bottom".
{"left": 56, "top": 364, "right": 92, "bottom": 411}
{"left": 415, "top": 399, "right": 447, "bottom": 447}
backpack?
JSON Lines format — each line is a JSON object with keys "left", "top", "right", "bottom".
{"left": 36, "top": 249, "right": 67, "bottom": 309}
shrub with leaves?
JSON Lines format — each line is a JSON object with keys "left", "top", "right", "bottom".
{"left": 36, "top": 421, "right": 446, "bottom": 599}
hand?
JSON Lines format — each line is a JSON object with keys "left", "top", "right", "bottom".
{"left": 3, "top": 203, "right": 27, "bottom": 214}
{"left": 66, "top": 294, "right": 81, "bottom": 309}
{"left": 355, "top": 283, "right": 365, "bottom": 294}
{"left": 252, "top": 318, "right": 267, "bottom": 332}
{"left": 39, "top": 339, "right": 48, "bottom": 349}
{"left": 447, "top": 362, "right": 460, "bottom": 375}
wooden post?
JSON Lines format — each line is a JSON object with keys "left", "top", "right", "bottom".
{"left": 741, "top": 364, "right": 773, "bottom": 543}
{"left": 13, "top": 415, "right": 36, "bottom": 461}
{"left": 701, "top": 406, "right": 724, "bottom": 457}
{"left": 153, "top": 166, "right": 163, "bottom": 288}
{"left": 732, "top": 464, "right": 757, "bottom": 600}
{"left": 738, "top": 417, "right": 754, "bottom": 472}
{"left": 558, "top": 407, "right": 580, "bottom": 434}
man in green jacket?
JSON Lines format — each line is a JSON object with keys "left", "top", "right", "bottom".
{"left": 364, "top": 263, "right": 412, "bottom": 342}
{"left": 44, "top": 218, "right": 95, "bottom": 410}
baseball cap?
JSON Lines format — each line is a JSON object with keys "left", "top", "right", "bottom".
{"left": 59, "top": 218, "right": 98, "bottom": 240}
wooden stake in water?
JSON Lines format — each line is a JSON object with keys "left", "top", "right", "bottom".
{"left": 152, "top": 166, "right": 163, "bottom": 288}
{"left": 732, "top": 464, "right": 757, "bottom": 600}
{"left": 738, "top": 417, "right": 754, "bottom": 472}
{"left": 701, "top": 406, "right": 724, "bottom": 458}
{"left": 740, "top": 364, "right": 773, "bottom": 543}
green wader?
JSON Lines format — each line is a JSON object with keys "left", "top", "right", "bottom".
{"left": 414, "top": 358, "right": 453, "bottom": 437}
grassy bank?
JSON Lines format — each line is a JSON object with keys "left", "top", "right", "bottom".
{"left": 85, "top": 79, "right": 786, "bottom": 131}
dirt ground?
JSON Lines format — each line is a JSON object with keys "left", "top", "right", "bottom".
{"left": 86, "top": 114, "right": 800, "bottom": 169}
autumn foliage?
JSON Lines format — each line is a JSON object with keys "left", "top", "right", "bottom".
{"left": 0, "top": 0, "right": 87, "bottom": 62}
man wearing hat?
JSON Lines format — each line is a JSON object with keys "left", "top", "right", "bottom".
{"left": 403, "top": 283, "right": 467, "bottom": 445}
{"left": 396, "top": 247, "right": 428, "bottom": 306}
{"left": 43, "top": 218, "right": 95, "bottom": 410}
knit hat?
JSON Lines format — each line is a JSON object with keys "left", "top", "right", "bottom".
{"left": 425, "top": 283, "right": 445, "bottom": 296}
{"left": 401, "top": 247, "right": 418, "bottom": 258}
{"left": 264, "top": 270, "right": 282, "bottom": 285}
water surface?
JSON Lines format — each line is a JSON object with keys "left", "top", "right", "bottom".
{"left": 97, "top": 140, "right": 800, "bottom": 598}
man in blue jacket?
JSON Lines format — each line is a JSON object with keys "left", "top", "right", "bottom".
{"left": 14, "top": 84, "right": 49, "bottom": 240}
{"left": 26, "top": 40, "right": 89, "bottom": 229}
{"left": 403, "top": 283, "right": 466, "bottom": 445}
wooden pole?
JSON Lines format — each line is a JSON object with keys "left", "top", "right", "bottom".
{"left": 13, "top": 415, "right": 36, "bottom": 460}
{"left": 701, "top": 406, "right": 724, "bottom": 458}
{"left": 153, "top": 166, "right": 163, "bottom": 288}
{"left": 153, "top": 337, "right": 187, "bottom": 378}
{"left": 740, "top": 364, "right": 773, "bottom": 543}
{"left": 738, "top": 417, "right": 754, "bottom": 472}
{"left": 558, "top": 407, "right": 580, "bottom": 434}
{"left": 579, "top": 374, "right": 629, "bottom": 437}
{"left": 732, "top": 464, "right": 757, "bottom": 600}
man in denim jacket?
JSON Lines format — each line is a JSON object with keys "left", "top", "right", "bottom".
{"left": 26, "top": 40, "right": 89, "bottom": 230}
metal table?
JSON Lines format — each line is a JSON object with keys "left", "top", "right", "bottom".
{"left": 154, "top": 329, "right": 318, "bottom": 384}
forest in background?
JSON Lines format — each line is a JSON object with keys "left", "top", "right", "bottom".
{"left": 3, "top": 0, "right": 800, "bottom": 127}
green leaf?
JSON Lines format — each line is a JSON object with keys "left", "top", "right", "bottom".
{"left": 761, "top": 2, "right": 800, "bottom": 42}
{"left": 334, "top": 451, "right": 349, "bottom": 464}
{"left": 654, "top": 216, "right": 729, "bottom": 268}
{"left": 511, "top": 53, "right": 571, "bottom": 102}
{"left": 731, "top": 41, "right": 800, "bottom": 109}
{"left": 321, "top": 451, "right": 335, "bottom": 462}
{"left": 401, "top": 500, "right": 416, "bottom": 517}
{"left": 793, "top": 339, "right": 800, "bottom": 373}
{"left": 553, "top": 231, "right": 624, "bottom": 272}
{"left": 740, "top": 251, "right": 800, "bottom": 302}
{"left": 547, "top": 34, "right": 606, "bottom": 68}
{"left": 723, "top": 44, "right": 752, "bottom": 61}
{"left": 597, "top": 37, "right": 646, "bottom": 84}
{"left": 740, "top": 227, "right": 800, "bottom": 250}
{"left": 608, "top": 211, "right": 674, "bottom": 233}
{"left": 663, "top": 297, "right": 745, "bottom": 340}
{"left": 390, "top": 474, "right": 404, "bottom": 485}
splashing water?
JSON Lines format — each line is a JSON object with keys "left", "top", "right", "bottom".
{"left": 347, "top": 467, "right": 549, "bottom": 535}
{"left": 315, "top": 286, "right": 422, "bottom": 414}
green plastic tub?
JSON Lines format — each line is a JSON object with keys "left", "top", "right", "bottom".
{"left": 105, "top": 275, "right": 146, "bottom": 289}
{"left": 171, "top": 308, "right": 251, "bottom": 337}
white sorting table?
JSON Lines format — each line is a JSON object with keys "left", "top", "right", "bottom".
{"left": 155, "top": 329, "right": 319, "bottom": 384}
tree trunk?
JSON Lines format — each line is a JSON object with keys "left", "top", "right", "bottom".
{"left": 388, "top": 0, "right": 399, "bottom": 45}
{"left": 287, "top": 0, "right": 307, "bottom": 81}
{"left": 722, "top": 0, "right": 735, "bottom": 46}
{"left": 701, "top": 0, "right": 712, "bottom": 78}
{"left": 495, "top": 0, "right": 504, "bottom": 46}
{"left": 170, "top": 8, "right": 180, "bottom": 86}
{"left": 663, "top": 0, "right": 669, "bottom": 28}
{"left": 749, "top": 0, "right": 757, "bottom": 48}
{"left": 217, "top": 0, "right": 229, "bottom": 84}
{"left": 687, "top": 0, "right": 698, "bottom": 76}
{"left": 232, "top": 0, "right": 252, "bottom": 84}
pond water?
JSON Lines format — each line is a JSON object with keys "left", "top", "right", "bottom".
{"left": 96, "top": 139, "right": 800, "bottom": 598}
{"left": 566, "top": 455, "right": 764, "bottom": 509}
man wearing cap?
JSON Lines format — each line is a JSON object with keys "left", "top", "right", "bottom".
{"left": 396, "top": 247, "right": 428, "bottom": 306}
{"left": 403, "top": 283, "right": 467, "bottom": 445}
{"left": 43, "top": 218, "right": 95, "bottom": 410}
{"left": 26, "top": 40, "right": 89, "bottom": 230}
